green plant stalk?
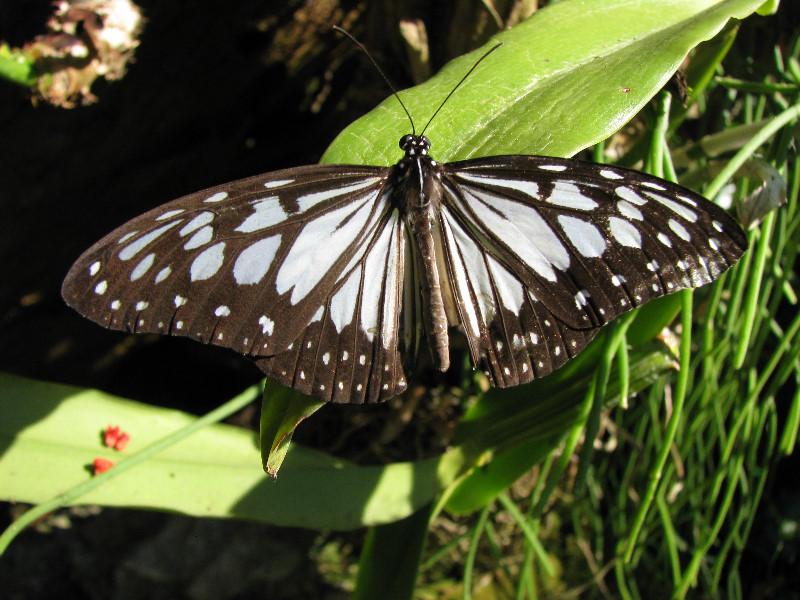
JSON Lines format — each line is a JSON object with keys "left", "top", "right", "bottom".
{"left": 623, "top": 290, "right": 693, "bottom": 563}
{"left": 463, "top": 504, "right": 492, "bottom": 600}
{"left": 716, "top": 77, "right": 799, "bottom": 93}
{"left": 497, "top": 492, "right": 555, "bottom": 577}
{"left": 0, "top": 383, "right": 261, "bottom": 556}
{"left": 734, "top": 211, "right": 776, "bottom": 368}
{"left": 655, "top": 493, "right": 682, "bottom": 586}
{"left": 676, "top": 455, "right": 744, "bottom": 597}
{"left": 778, "top": 383, "right": 800, "bottom": 455}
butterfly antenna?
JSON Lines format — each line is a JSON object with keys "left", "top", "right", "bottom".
{"left": 419, "top": 41, "right": 503, "bottom": 137}
{"left": 333, "top": 25, "right": 417, "bottom": 135}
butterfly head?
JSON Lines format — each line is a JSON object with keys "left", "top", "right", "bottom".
{"left": 400, "top": 134, "right": 431, "bottom": 157}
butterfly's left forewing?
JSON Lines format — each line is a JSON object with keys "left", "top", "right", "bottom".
{"left": 439, "top": 155, "right": 748, "bottom": 387}
{"left": 62, "top": 165, "right": 416, "bottom": 402}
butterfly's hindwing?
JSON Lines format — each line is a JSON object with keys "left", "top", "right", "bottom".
{"left": 252, "top": 207, "right": 410, "bottom": 403}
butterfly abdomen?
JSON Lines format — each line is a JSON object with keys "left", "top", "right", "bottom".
{"left": 395, "top": 138, "right": 452, "bottom": 371}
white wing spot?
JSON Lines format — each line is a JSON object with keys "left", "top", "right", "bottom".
{"left": 306, "top": 341, "right": 312, "bottom": 349}
{"left": 259, "top": 315, "right": 274, "bottom": 335}
{"left": 712, "top": 220, "right": 724, "bottom": 232}
{"left": 657, "top": 232, "right": 673, "bottom": 247}
{"left": 522, "top": 363, "right": 529, "bottom": 373}
{"left": 357, "top": 384, "right": 363, "bottom": 391}
{"left": 119, "top": 221, "right": 182, "bottom": 260}
{"left": 235, "top": 197, "right": 287, "bottom": 232}
{"left": 617, "top": 200, "right": 643, "bottom": 221}
{"left": 295, "top": 178, "right": 380, "bottom": 212}
{"left": 529, "top": 333, "right": 539, "bottom": 345}
{"left": 600, "top": 169, "right": 624, "bottom": 180}
{"left": 320, "top": 384, "right": 326, "bottom": 391}
{"left": 215, "top": 305, "right": 231, "bottom": 317}
{"left": 555, "top": 346, "right": 562, "bottom": 356}
{"left": 538, "top": 164, "right": 568, "bottom": 171}
{"left": 135, "top": 301, "right": 149, "bottom": 311}
{"left": 384, "top": 363, "right": 390, "bottom": 372}
{"left": 264, "top": 179, "right": 294, "bottom": 188}
{"left": 342, "top": 351, "right": 349, "bottom": 361}
{"left": 548, "top": 181, "right": 598, "bottom": 210}
{"left": 558, "top": 216, "right": 606, "bottom": 257}
{"left": 338, "top": 381, "right": 344, "bottom": 391}
{"left": 94, "top": 280, "right": 108, "bottom": 295}
{"left": 496, "top": 341, "right": 504, "bottom": 351}
{"left": 382, "top": 384, "right": 389, "bottom": 390}
{"left": 110, "top": 300, "right": 121, "bottom": 310}
{"left": 204, "top": 191, "right": 228, "bottom": 203}
{"left": 615, "top": 186, "right": 647, "bottom": 206}
{"left": 677, "top": 260, "right": 688, "bottom": 270}
{"left": 487, "top": 256, "right": 524, "bottom": 313}
{"left": 645, "top": 192, "right": 698, "bottom": 222}
{"left": 155, "top": 266, "right": 172, "bottom": 283}
{"left": 504, "top": 367, "right": 511, "bottom": 375}
{"left": 641, "top": 181, "right": 666, "bottom": 191}
{"left": 609, "top": 217, "right": 642, "bottom": 248}
{"left": 217, "top": 333, "right": 224, "bottom": 340}
{"left": 669, "top": 219, "right": 692, "bottom": 241}
{"left": 457, "top": 173, "right": 540, "bottom": 199}
{"left": 652, "top": 283, "right": 660, "bottom": 291}
{"left": 300, "top": 371, "right": 306, "bottom": 380}
{"left": 323, "top": 352, "right": 330, "bottom": 365}
{"left": 118, "top": 231, "right": 137, "bottom": 244}
{"left": 175, "top": 321, "right": 184, "bottom": 329}
{"left": 709, "top": 238, "right": 720, "bottom": 251}
{"left": 647, "top": 260, "right": 659, "bottom": 271}
{"left": 233, "top": 235, "right": 281, "bottom": 285}
{"left": 330, "top": 267, "right": 362, "bottom": 333}
{"left": 611, "top": 274, "right": 627, "bottom": 286}
{"left": 574, "top": 290, "right": 590, "bottom": 308}
{"left": 184, "top": 226, "right": 214, "bottom": 250}
{"left": 179, "top": 212, "right": 214, "bottom": 236}
{"left": 190, "top": 242, "right": 226, "bottom": 281}
{"left": 359, "top": 354, "right": 366, "bottom": 365}
{"left": 156, "top": 209, "right": 185, "bottom": 220}
{"left": 89, "top": 261, "right": 101, "bottom": 276}
{"left": 130, "top": 253, "right": 156, "bottom": 281}
{"left": 138, "top": 319, "right": 145, "bottom": 327}
{"left": 174, "top": 295, "right": 188, "bottom": 307}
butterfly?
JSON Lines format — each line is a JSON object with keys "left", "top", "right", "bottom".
{"left": 61, "top": 37, "right": 748, "bottom": 405}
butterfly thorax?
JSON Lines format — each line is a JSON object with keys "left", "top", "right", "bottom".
{"left": 392, "top": 134, "right": 451, "bottom": 372}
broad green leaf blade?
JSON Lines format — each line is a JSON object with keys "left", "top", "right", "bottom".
{"left": 321, "top": 0, "right": 764, "bottom": 166}
{"left": 0, "top": 374, "right": 475, "bottom": 530}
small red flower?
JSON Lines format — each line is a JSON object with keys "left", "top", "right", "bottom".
{"left": 93, "top": 457, "right": 114, "bottom": 475}
{"left": 114, "top": 432, "right": 130, "bottom": 451}
{"left": 103, "top": 425, "right": 130, "bottom": 451}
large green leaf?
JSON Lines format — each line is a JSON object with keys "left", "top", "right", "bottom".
{"left": 321, "top": 0, "right": 765, "bottom": 166}
{"left": 0, "top": 373, "right": 472, "bottom": 530}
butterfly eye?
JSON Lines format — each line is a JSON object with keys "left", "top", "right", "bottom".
{"left": 399, "top": 134, "right": 415, "bottom": 150}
